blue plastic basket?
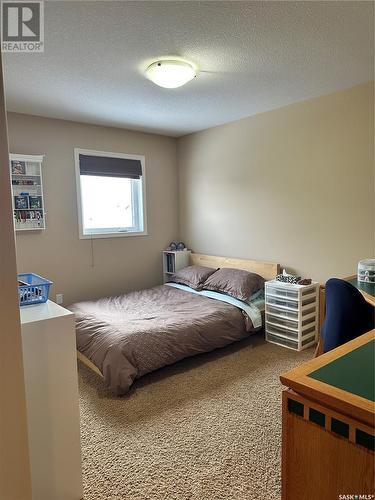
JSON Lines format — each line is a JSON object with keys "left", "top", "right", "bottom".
{"left": 18, "top": 273, "right": 53, "bottom": 306}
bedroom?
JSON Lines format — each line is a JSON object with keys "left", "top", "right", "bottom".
{"left": 0, "top": 1, "right": 374, "bottom": 500}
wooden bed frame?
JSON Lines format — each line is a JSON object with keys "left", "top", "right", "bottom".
{"left": 77, "top": 350, "right": 103, "bottom": 378}
{"left": 77, "top": 253, "right": 280, "bottom": 377}
{"left": 190, "top": 253, "right": 280, "bottom": 281}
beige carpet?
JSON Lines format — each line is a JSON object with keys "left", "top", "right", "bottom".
{"left": 78, "top": 333, "right": 312, "bottom": 500}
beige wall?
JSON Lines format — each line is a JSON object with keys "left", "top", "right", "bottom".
{"left": 7, "top": 82, "right": 374, "bottom": 303}
{"left": 7, "top": 113, "right": 178, "bottom": 305}
{"left": 178, "top": 82, "right": 374, "bottom": 282}
{"left": 0, "top": 60, "right": 32, "bottom": 498}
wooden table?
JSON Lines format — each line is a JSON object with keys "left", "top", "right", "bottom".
{"left": 280, "top": 329, "right": 375, "bottom": 500}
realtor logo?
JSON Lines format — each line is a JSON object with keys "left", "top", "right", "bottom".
{"left": 1, "top": 1, "right": 44, "bottom": 52}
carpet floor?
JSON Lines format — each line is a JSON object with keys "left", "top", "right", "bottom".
{"left": 78, "top": 333, "right": 312, "bottom": 500}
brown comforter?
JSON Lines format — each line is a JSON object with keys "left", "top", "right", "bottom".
{"left": 71, "top": 285, "right": 256, "bottom": 395}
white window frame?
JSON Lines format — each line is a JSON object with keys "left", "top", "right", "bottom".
{"left": 74, "top": 148, "right": 147, "bottom": 239}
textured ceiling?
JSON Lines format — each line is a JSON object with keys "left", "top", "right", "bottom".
{"left": 3, "top": 1, "right": 374, "bottom": 137}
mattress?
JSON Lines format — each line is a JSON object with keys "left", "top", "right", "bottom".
{"left": 71, "top": 284, "right": 263, "bottom": 395}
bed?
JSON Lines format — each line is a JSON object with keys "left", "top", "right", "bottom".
{"left": 72, "top": 253, "right": 280, "bottom": 395}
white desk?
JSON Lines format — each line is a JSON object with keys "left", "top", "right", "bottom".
{"left": 20, "top": 300, "right": 83, "bottom": 500}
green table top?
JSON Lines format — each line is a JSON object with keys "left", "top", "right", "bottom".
{"left": 309, "top": 339, "right": 375, "bottom": 402}
{"left": 348, "top": 278, "right": 375, "bottom": 298}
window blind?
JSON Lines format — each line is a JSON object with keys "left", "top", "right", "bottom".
{"left": 79, "top": 154, "right": 142, "bottom": 179}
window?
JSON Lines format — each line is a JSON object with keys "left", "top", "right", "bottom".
{"left": 74, "top": 149, "right": 146, "bottom": 238}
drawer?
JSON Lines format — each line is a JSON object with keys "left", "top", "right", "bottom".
{"left": 301, "top": 306, "right": 317, "bottom": 319}
{"left": 266, "top": 284, "right": 318, "bottom": 300}
{"left": 302, "top": 315, "right": 316, "bottom": 327}
{"left": 301, "top": 334, "right": 316, "bottom": 347}
{"left": 301, "top": 287, "right": 318, "bottom": 296}
{"left": 265, "top": 314, "right": 298, "bottom": 331}
{"left": 266, "top": 331, "right": 316, "bottom": 351}
{"left": 301, "top": 324, "right": 316, "bottom": 336}
{"left": 265, "top": 316, "right": 316, "bottom": 334}
{"left": 266, "top": 332, "right": 298, "bottom": 350}
{"left": 302, "top": 296, "right": 317, "bottom": 307}
{"left": 266, "top": 322, "right": 299, "bottom": 339}
{"left": 266, "top": 285, "right": 298, "bottom": 300}
{"left": 266, "top": 296, "right": 298, "bottom": 310}
{"left": 266, "top": 305, "right": 299, "bottom": 320}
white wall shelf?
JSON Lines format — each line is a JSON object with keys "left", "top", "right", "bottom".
{"left": 10, "top": 153, "right": 46, "bottom": 231}
{"left": 163, "top": 250, "right": 191, "bottom": 283}
{"left": 265, "top": 280, "right": 319, "bottom": 351}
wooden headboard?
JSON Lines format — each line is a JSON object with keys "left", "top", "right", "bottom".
{"left": 189, "top": 253, "right": 280, "bottom": 281}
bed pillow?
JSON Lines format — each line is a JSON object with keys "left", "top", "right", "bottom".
{"left": 168, "top": 265, "right": 218, "bottom": 290}
{"left": 202, "top": 268, "right": 265, "bottom": 301}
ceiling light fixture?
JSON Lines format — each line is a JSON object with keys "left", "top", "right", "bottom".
{"left": 145, "top": 59, "right": 197, "bottom": 89}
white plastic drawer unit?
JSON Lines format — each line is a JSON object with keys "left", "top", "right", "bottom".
{"left": 265, "top": 280, "right": 320, "bottom": 351}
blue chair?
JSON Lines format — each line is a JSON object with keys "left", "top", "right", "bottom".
{"left": 321, "top": 278, "right": 374, "bottom": 353}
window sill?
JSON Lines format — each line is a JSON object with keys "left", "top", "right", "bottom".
{"left": 79, "top": 231, "right": 148, "bottom": 240}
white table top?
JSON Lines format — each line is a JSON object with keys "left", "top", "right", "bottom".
{"left": 20, "top": 300, "right": 73, "bottom": 325}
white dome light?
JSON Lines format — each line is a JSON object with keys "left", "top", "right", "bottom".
{"left": 145, "top": 60, "right": 197, "bottom": 89}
